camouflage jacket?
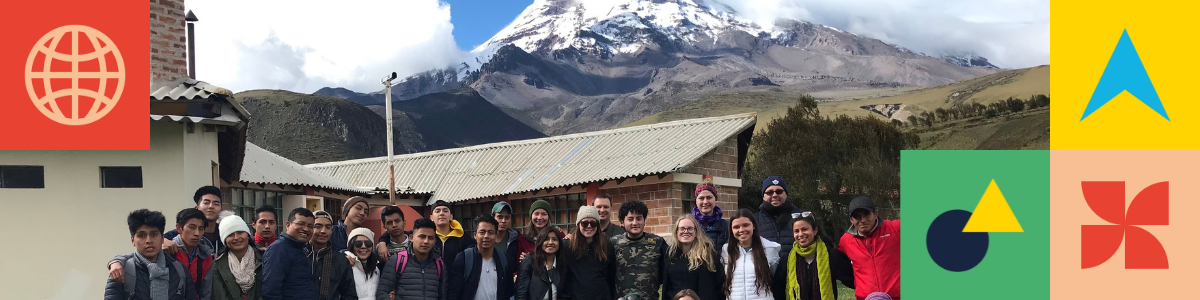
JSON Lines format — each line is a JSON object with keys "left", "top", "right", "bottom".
{"left": 611, "top": 232, "right": 668, "bottom": 300}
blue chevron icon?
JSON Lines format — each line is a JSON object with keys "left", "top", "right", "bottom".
{"left": 1081, "top": 29, "right": 1167, "bottom": 121}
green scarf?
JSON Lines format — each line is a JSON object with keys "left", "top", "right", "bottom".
{"left": 787, "top": 237, "right": 833, "bottom": 300}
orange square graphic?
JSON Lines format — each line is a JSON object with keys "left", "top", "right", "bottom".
{"left": 1050, "top": 151, "right": 1200, "bottom": 298}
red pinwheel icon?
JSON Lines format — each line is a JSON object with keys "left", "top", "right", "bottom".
{"left": 1081, "top": 181, "right": 1169, "bottom": 269}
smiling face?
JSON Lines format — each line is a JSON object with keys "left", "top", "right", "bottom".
{"left": 763, "top": 185, "right": 787, "bottom": 207}
{"left": 675, "top": 218, "right": 697, "bottom": 244}
{"left": 196, "top": 194, "right": 222, "bottom": 221}
{"left": 531, "top": 209, "right": 549, "bottom": 229}
{"left": 432, "top": 206, "right": 451, "bottom": 226}
{"left": 475, "top": 221, "right": 497, "bottom": 250}
{"left": 352, "top": 236, "right": 373, "bottom": 259}
{"left": 793, "top": 219, "right": 817, "bottom": 248}
{"left": 132, "top": 225, "right": 163, "bottom": 261}
{"left": 623, "top": 211, "right": 646, "bottom": 236}
{"left": 851, "top": 209, "right": 878, "bottom": 235}
{"left": 732, "top": 216, "right": 755, "bottom": 244}
{"left": 696, "top": 190, "right": 716, "bottom": 214}
{"left": 285, "top": 215, "right": 314, "bottom": 243}
{"left": 177, "top": 218, "right": 206, "bottom": 248}
{"left": 312, "top": 217, "right": 333, "bottom": 246}
{"left": 540, "top": 231, "right": 560, "bottom": 255}
{"left": 346, "top": 202, "right": 368, "bottom": 226}
{"left": 593, "top": 197, "right": 612, "bottom": 222}
{"left": 578, "top": 217, "right": 598, "bottom": 238}
{"left": 225, "top": 231, "right": 250, "bottom": 253}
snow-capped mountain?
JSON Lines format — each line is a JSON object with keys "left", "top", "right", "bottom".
{"left": 322, "top": 0, "right": 999, "bottom": 134}
{"left": 940, "top": 54, "right": 999, "bottom": 69}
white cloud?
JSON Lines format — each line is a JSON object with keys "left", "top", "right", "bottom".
{"left": 187, "top": 0, "right": 464, "bottom": 93}
{"left": 708, "top": 0, "right": 1050, "bottom": 68}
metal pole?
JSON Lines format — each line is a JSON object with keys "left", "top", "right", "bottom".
{"left": 384, "top": 78, "right": 396, "bottom": 205}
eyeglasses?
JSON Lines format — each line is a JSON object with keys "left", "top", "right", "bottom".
{"left": 764, "top": 189, "right": 785, "bottom": 196}
{"left": 352, "top": 240, "right": 373, "bottom": 249}
{"left": 677, "top": 226, "right": 697, "bottom": 233}
{"left": 791, "top": 211, "right": 813, "bottom": 219}
{"left": 579, "top": 220, "right": 599, "bottom": 228}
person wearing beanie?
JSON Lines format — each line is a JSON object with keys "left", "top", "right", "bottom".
{"left": 692, "top": 183, "right": 730, "bottom": 251}
{"left": 520, "top": 199, "right": 563, "bottom": 264}
{"left": 309, "top": 210, "right": 357, "bottom": 300}
{"left": 838, "top": 196, "right": 900, "bottom": 300}
{"left": 430, "top": 200, "right": 476, "bottom": 269}
{"left": 330, "top": 196, "right": 371, "bottom": 253}
{"left": 564, "top": 205, "right": 617, "bottom": 300}
{"left": 212, "top": 212, "right": 265, "bottom": 300}
{"left": 755, "top": 176, "right": 804, "bottom": 256}
{"left": 344, "top": 228, "right": 380, "bottom": 300}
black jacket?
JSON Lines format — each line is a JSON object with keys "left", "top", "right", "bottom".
{"left": 310, "top": 245, "right": 357, "bottom": 300}
{"left": 701, "top": 218, "right": 731, "bottom": 252}
{"left": 755, "top": 202, "right": 803, "bottom": 255}
{"left": 516, "top": 255, "right": 567, "bottom": 300}
{"left": 771, "top": 239, "right": 854, "bottom": 300}
{"left": 262, "top": 234, "right": 317, "bottom": 300}
{"left": 437, "top": 235, "right": 476, "bottom": 270}
{"left": 563, "top": 239, "right": 616, "bottom": 300}
{"left": 448, "top": 247, "right": 513, "bottom": 300}
{"left": 662, "top": 249, "right": 725, "bottom": 300}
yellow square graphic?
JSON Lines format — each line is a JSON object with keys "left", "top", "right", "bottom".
{"left": 1052, "top": 1, "right": 1200, "bottom": 149}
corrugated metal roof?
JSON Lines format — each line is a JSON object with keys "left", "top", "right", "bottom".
{"left": 240, "top": 142, "right": 371, "bottom": 194}
{"left": 150, "top": 78, "right": 251, "bottom": 119}
{"left": 306, "top": 113, "right": 757, "bottom": 204}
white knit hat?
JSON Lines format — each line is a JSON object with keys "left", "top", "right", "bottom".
{"left": 576, "top": 206, "right": 601, "bottom": 224}
{"left": 347, "top": 227, "right": 376, "bottom": 250}
{"left": 217, "top": 211, "right": 250, "bottom": 244}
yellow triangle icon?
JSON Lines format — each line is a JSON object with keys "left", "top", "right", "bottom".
{"left": 962, "top": 179, "right": 1024, "bottom": 232}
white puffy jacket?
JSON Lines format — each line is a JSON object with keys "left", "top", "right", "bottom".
{"left": 345, "top": 251, "right": 380, "bottom": 300}
{"left": 721, "top": 237, "right": 781, "bottom": 300}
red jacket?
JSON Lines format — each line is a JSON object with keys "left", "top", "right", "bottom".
{"left": 173, "top": 243, "right": 214, "bottom": 300}
{"left": 839, "top": 219, "right": 900, "bottom": 300}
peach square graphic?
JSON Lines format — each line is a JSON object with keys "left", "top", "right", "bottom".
{"left": 1050, "top": 151, "right": 1200, "bottom": 298}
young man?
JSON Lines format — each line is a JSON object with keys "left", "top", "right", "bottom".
{"left": 593, "top": 194, "right": 625, "bottom": 240}
{"left": 310, "top": 210, "right": 357, "bottom": 300}
{"left": 104, "top": 209, "right": 198, "bottom": 300}
{"left": 838, "top": 196, "right": 900, "bottom": 300}
{"left": 447, "top": 215, "right": 513, "bottom": 300}
{"left": 431, "top": 200, "right": 475, "bottom": 268}
{"left": 253, "top": 205, "right": 278, "bottom": 251}
{"left": 376, "top": 218, "right": 446, "bottom": 300}
{"left": 110, "top": 208, "right": 215, "bottom": 300}
{"left": 492, "top": 201, "right": 529, "bottom": 275}
{"left": 262, "top": 208, "right": 317, "bottom": 300}
{"left": 376, "top": 205, "right": 410, "bottom": 260}
{"left": 162, "top": 186, "right": 226, "bottom": 255}
{"left": 330, "top": 196, "right": 370, "bottom": 252}
{"left": 610, "top": 200, "right": 667, "bottom": 300}
{"left": 754, "top": 176, "right": 804, "bottom": 255}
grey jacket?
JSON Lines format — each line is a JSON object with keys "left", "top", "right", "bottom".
{"left": 110, "top": 236, "right": 214, "bottom": 300}
{"left": 376, "top": 250, "right": 447, "bottom": 300}
{"left": 103, "top": 252, "right": 198, "bottom": 300}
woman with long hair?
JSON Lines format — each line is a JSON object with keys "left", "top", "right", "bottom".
{"left": 722, "top": 209, "right": 780, "bottom": 300}
{"left": 663, "top": 215, "right": 725, "bottom": 300}
{"left": 693, "top": 183, "right": 730, "bottom": 251}
{"left": 773, "top": 212, "right": 854, "bottom": 300}
{"left": 344, "top": 228, "right": 381, "bottom": 300}
{"left": 517, "top": 227, "right": 566, "bottom": 300}
{"left": 563, "top": 206, "right": 617, "bottom": 300}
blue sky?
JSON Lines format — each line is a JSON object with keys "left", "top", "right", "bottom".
{"left": 445, "top": 0, "right": 533, "bottom": 50}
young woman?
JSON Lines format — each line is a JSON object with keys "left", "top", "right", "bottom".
{"left": 674, "top": 289, "right": 702, "bottom": 300}
{"left": 564, "top": 206, "right": 617, "bottom": 300}
{"left": 344, "top": 228, "right": 381, "bottom": 300}
{"left": 722, "top": 209, "right": 780, "bottom": 300}
{"left": 212, "top": 213, "right": 263, "bottom": 300}
{"left": 663, "top": 215, "right": 724, "bottom": 300}
{"left": 693, "top": 183, "right": 730, "bottom": 251}
{"left": 517, "top": 227, "right": 565, "bottom": 300}
{"left": 774, "top": 212, "right": 854, "bottom": 300}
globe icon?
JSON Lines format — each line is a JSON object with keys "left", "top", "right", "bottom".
{"left": 24, "top": 25, "right": 125, "bottom": 126}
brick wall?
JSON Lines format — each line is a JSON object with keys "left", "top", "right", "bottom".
{"left": 682, "top": 137, "right": 739, "bottom": 179}
{"left": 150, "top": 0, "right": 188, "bottom": 82}
{"left": 601, "top": 182, "right": 739, "bottom": 236}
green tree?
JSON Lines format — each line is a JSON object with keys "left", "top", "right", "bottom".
{"left": 739, "top": 94, "right": 912, "bottom": 233}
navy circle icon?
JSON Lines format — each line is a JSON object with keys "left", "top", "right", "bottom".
{"left": 926, "top": 209, "right": 989, "bottom": 272}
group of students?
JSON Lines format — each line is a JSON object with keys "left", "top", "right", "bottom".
{"left": 103, "top": 175, "right": 899, "bottom": 300}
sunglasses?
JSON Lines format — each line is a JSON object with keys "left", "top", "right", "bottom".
{"left": 791, "top": 211, "right": 813, "bottom": 219}
{"left": 579, "top": 220, "right": 599, "bottom": 228}
{"left": 352, "top": 240, "right": 373, "bottom": 249}
{"left": 764, "top": 189, "right": 785, "bottom": 196}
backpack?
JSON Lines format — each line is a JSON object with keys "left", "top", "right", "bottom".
{"left": 395, "top": 250, "right": 444, "bottom": 277}
{"left": 122, "top": 255, "right": 188, "bottom": 300}
{"left": 462, "top": 247, "right": 507, "bottom": 282}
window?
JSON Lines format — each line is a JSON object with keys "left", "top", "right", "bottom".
{"left": 0, "top": 166, "right": 44, "bottom": 188}
{"left": 512, "top": 192, "right": 586, "bottom": 234}
{"left": 230, "top": 187, "right": 287, "bottom": 235}
{"left": 682, "top": 183, "right": 697, "bottom": 215}
{"left": 100, "top": 167, "right": 142, "bottom": 188}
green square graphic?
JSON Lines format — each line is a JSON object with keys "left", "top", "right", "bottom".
{"left": 901, "top": 150, "right": 1050, "bottom": 299}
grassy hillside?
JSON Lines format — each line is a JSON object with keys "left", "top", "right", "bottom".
{"left": 915, "top": 107, "right": 1049, "bottom": 150}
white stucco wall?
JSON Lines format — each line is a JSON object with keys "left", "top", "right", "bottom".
{"left": 0, "top": 121, "right": 221, "bottom": 299}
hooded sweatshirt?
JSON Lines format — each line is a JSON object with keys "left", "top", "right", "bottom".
{"left": 436, "top": 220, "right": 476, "bottom": 269}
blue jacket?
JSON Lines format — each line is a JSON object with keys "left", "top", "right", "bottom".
{"left": 447, "top": 246, "right": 513, "bottom": 300}
{"left": 262, "top": 233, "right": 317, "bottom": 300}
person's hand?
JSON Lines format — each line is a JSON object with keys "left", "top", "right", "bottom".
{"left": 376, "top": 242, "right": 389, "bottom": 260}
{"left": 161, "top": 238, "right": 178, "bottom": 254}
{"left": 346, "top": 254, "right": 357, "bottom": 267}
{"left": 108, "top": 262, "right": 124, "bottom": 282}
{"left": 519, "top": 252, "right": 528, "bottom": 262}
